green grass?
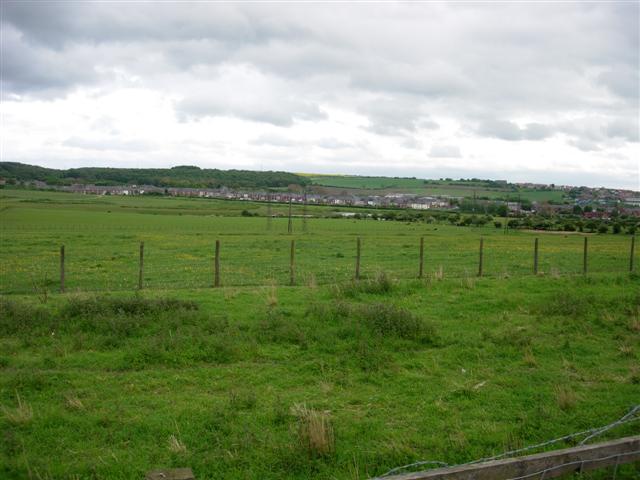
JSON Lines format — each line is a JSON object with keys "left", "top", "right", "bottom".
{"left": 1, "top": 188, "right": 638, "bottom": 479}
{"left": 306, "top": 175, "right": 566, "bottom": 202}
{"left": 0, "top": 189, "right": 634, "bottom": 295}
{"left": 1, "top": 275, "right": 639, "bottom": 478}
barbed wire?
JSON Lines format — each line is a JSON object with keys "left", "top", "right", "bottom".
{"left": 373, "top": 404, "right": 640, "bottom": 479}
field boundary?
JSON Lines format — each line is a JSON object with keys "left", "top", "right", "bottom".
{"left": 376, "top": 435, "right": 640, "bottom": 480}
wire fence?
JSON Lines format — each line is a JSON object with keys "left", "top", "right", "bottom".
{"left": 0, "top": 229, "right": 636, "bottom": 294}
{"left": 373, "top": 405, "right": 640, "bottom": 479}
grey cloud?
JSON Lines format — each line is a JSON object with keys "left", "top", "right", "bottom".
{"left": 606, "top": 119, "right": 639, "bottom": 142}
{"left": 359, "top": 98, "right": 439, "bottom": 136}
{"left": 429, "top": 145, "right": 461, "bottom": 158}
{"left": 477, "top": 120, "right": 554, "bottom": 141}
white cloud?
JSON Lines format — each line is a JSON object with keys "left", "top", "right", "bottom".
{"left": 1, "top": 2, "right": 638, "bottom": 188}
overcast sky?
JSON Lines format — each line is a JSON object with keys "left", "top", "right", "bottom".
{"left": 1, "top": 2, "right": 639, "bottom": 189}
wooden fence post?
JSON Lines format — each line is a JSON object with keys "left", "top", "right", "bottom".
{"left": 355, "top": 237, "right": 361, "bottom": 280}
{"left": 289, "top": 239, "right": 296, "bottom": 286}
{"left": 419, "top": 236, "right": 424, "bottom": 278}
{"left": 583, "top": 236, "right": 588, "bottom": 275}
{"left": 60, "top": 245, "right": 65, "bottom": 293}
{"left": 630, "top": 235, "right": 636, "bottom": 273}
{"left": 533, "top": 238, "right": 539, "bottom": 275}
{"left": 214, "top": 240, "right": 220, "bottom": 287}
{"left": 138, "top": 241, "right": 144, "bottom": 290}
{"left": 477, "top": 238, "right": 484, "bottom": 277}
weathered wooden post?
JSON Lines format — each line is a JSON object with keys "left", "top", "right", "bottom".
{"left": 60, "top": 245, "right": 65, "bottom": 293}
{"left": 289, "top": 239, "right": 296, "bottom": 286}
{"left": 533, "top": 237, "right": 539, "bottom": 275}
{"left": 355, "top": 237, "right": 361, "bottom": 280}
{"left": 287, "top": 197, "right": 293, "bottom": 234}
{"left": 630, "top": 235, "right": 636, "bottom": 273}
{"left": 138, "top": 241, "right": 144, "bottom": 290}
{"left": 583, "top": 236, "right": 588, "bottom": 275}
{"left": 477, "top": 238, "right": 484, "bottom": 277}
{"left": 214, "top": 240, "right": 220, "bottom": 287}
{"left": 419, "top": 236, "right": 424, "bottom": 278}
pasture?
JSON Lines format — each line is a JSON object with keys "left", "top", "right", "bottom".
{"left": 306, "top": 175, "right": 566, "bottom": 202}
{"left": 0, "top": 188, "right": 638, "bottom": 479}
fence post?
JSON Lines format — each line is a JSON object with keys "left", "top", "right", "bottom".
{"left": 355, "top": 237, "right": 361, "bottom": 280}
{"left": 214, "top": 240, "right": 220, "bottom": 287}
{"left": 533, "top": 238, "right": 539, "bottom": 275}
{"left": 630, "top": 236, "right": 636, "bottom": 273}
{"left": 419, "top": 236, "right": 424, "bottom": 278}
{"left": 60, "top": 245, "right": 65, "bottom": 293}
{"left": 583, "top": 237, "right": 588, "bottom": 275}
{"left": 289, "top": 239, "right": 296, "bottom": 286}
{"left": 478, "top": 238, "right": 484, "bottom": 277}
{"left": 138, "top": 241, "right": 144, "bottom": 290}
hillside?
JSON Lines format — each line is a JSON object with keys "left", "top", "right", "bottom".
{"left": 0, "top": 162, "right": 310, "bottom": 190}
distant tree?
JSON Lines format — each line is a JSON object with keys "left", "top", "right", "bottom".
{"left": 598, "top": 224, "right": 608, "bottom": 234}
{"left": 494, "top": 221, "right": 502, "bottom": 229}
{"left": 612, "top": 223, "right": 621, "bottom": 234}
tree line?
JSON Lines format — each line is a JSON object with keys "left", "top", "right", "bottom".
{"left": 0, "top": 162, "right": 310, "bottom": 189}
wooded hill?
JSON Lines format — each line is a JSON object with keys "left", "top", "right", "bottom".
{"left": 0, "top": 162, "right": 310, "bottom": 189}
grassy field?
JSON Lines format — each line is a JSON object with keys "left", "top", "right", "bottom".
{"left": 306, "top": 175, "right": 566, "bottom": 202}
{"left": 1, "top": 188, "right": 639, "bottom": 479}
{"left": 0, "top": 189, "right": 634, "bottom": 295}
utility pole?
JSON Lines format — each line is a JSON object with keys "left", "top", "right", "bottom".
{"left": 302, "top": 191, "right": 308, "bottom": 233}
{"left": 266, "top": 193, "right": 272, "bottom": 231}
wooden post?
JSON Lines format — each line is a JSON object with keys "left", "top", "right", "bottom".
{"left": 289, "top": 239, "right": 295, "bottom": 286}
{"left": 583, "top": 236, "right": 588, "bottom": 275}
{"left": 287, "top": 197, "right": 293, "bottom": 234}
{"left": 477, "top": 238, "right": 484, "bottom": 277}
{"left": 138, "top": 241, "right": 144, "bottom": 290}
{"left": 355, "top": 237, "right": 361, "bottom": 280}
{"left": 379, "top": 435, "right": 640, "bottom": 480}
{"left": 214, "top": 240, "right": 220, "bottom": 287}
{"left": 533, "top": 237, "right": 539, "bottom": 275}
{"left": 630, "top": 235, "right": 636, "bottom": 273}
{"left": 59, "top": 245, "right": 65, "bottom": 293}
{"left": 419, "top": 236, "right": 424, "bottom": 278}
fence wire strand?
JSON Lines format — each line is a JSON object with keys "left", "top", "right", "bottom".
{"left": 373, "top": 404, "right": 640, "bottom": 479}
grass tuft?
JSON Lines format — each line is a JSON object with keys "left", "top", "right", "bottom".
{"left": 2, "top": 392, "right": 33, "bottom": 425}
{"left": 64, "top": 393, "right": 84, "bottom": 411}
{"left": 291, "top": 404, "right": 334, "bottom": 458}
{"left": 168, "top": 434, "right": 187, "bottom": 454}
{"left": 554, "top": 386, "right": 577, "bottom": 411}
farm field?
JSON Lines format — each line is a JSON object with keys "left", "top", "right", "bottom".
{"left": 306, "top": 175, "right": 566, "bottom": 202}
{"left": 0, "top": 189, "right": 635, "bottom": 295}
{"left": 0, "top": 188, "right": 639, "bottom": 479}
